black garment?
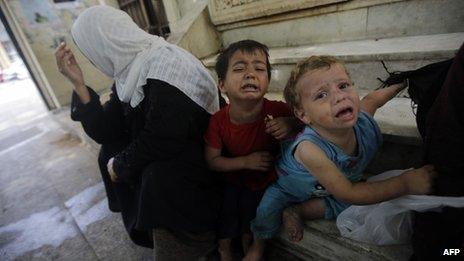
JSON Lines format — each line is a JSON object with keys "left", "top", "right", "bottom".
{"left": 218, "top": 183, "right": 264, "bottom": 239}
{"left": 71, "top": 80, "right": 222, "bottom": 248}
{"left": 378, "top": 59, "right": 453, "bottom": 138}
{"left": 411, "top": 44, "right": 464, "bottom": 259}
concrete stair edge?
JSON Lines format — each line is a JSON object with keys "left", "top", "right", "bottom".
{"left": 202, "top": 33, "right": 464, "bottom": 67}
{"left": 271, "top": 219, "right": 412, "bottom": 261}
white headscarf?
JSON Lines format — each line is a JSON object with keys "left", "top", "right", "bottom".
{"left": 71, "top": 5, "right": 219, "bottom": 114}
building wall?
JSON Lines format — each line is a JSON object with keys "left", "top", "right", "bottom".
{"left": 211, "top": 0, "right": 464, "bottom": 48}
{"left": 162, "top": 0, "right": 208, "bottom": 34}
{"left": 176, "top": 0, "right": 201, "bottom": 18}
{"left": 6, "top": 0, "right": 118, "bottom": 107}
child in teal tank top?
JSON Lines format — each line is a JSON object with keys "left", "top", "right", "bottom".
{"left": 244, "top": 56, "right": 437, "bottom": 261}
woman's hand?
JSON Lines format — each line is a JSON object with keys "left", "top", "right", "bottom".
{"left": 107, "top": 157, "right": 119, "bottom": 182}
{"left": 55, "top": 42, "right": 85, "bottom": 87}
{"left": 55, "top": 42, "right": 90, "bottom": 103}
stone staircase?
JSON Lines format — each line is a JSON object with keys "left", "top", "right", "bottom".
{"left": 193, "top": 0, "right": 464, "bottom": 259}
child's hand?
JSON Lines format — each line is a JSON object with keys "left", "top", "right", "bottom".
{"left": 265, "top": 116, "right": 294, "bottom": 140}
{"left": 388, "top": 80, "right": 407, "bottom": 91}
{"left": 400, "top": 165, "right": 437, "bottom": 195}
{"left": 244, "top": 151, "right": 273, "bottom": 171}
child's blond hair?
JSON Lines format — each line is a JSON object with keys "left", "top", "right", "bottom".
{"left": 284, "top": 55, "right": 348, "bottom": 110}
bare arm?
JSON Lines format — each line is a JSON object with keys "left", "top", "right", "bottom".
{"left": 360, "top": 82, "right": 406, "bottom": 116}
{"left": 294, "top": 140, "right": 434, "bottom": 205}
{"left": 204, "top": 145, "right": 273, "bottom": 172}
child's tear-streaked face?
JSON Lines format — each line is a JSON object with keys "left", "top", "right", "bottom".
{"left": 218, "top": 50, "right": 269, "bottom": 103}
{"left": 295, "top": 63, "right": 360, "bottom": 131}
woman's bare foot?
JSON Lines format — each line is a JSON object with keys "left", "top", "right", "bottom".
{"left": 243, "top": 239, "right": 264, "bottom": 261}
{"left": 282, "top": 205, "right": 304, "bottom": 242}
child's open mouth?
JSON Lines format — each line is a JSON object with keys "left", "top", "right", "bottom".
{"left": 335, "top": 107, "right": 354, "bottom": 119}
{"left": 242, "top": 84, "right": 259, "bottom": 92}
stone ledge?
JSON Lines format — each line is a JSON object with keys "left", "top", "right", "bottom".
{"left": 203, "top": 33, "right": 462, "bottom": 99}
{"left": 271, "top": 219, "right": 411, "bottom": 260}
{"left": 203, "top": 33, "right": 464, "bottom": 67}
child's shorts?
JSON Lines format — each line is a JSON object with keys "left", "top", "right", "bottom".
{"left": 250, "top": 183, "right": 350, "bottom": 239}
{"left": 217, "top": 183, "right": 265, "bottom": 239}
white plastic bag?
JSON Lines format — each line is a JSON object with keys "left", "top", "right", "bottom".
{"left": 336, "top": 169, "right": 464, "bottom": 245}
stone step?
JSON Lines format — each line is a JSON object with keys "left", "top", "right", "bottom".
{"left": 203, "top": 32, "right": 463, "bottom": 93}
{"left": 270, "top": 220, "right": 411, "bottom": 261}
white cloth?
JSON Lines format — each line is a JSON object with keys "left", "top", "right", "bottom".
{"left": 71, "top": 5, "right": 219, "bottom": 114}
{"left": 336, "top": 169, "right": 464, "bottom": 245}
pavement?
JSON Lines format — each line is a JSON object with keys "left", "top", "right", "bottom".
{"left": 0, "top": 78, "right": 152, "bottom": 260}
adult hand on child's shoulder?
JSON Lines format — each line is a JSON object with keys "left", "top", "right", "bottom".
{"left": 400, "top": 165, "right": 437, "bottom": 195}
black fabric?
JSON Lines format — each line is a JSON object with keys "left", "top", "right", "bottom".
{"left": 133, "top": 83, "right": 222, "bottom": 233}
{"left": 380, "top": 44, "right": 464, "bottom": 260}
{"left": 411, "top": 208, "right": 464, "bottom": 260}
{"left": 423, "top": 44, "right": 464, "bottom": 195}
{"left": 71, "top": 85, "right": 128, "bottom": 144}
{"left": 98, "top": 141, "right": 127, "bottom": 212}
{"left": 217, "top": 183, "right": 264, "bottom": 239}
{"left": 70, "top": 80, "right": 222, "bottom": 248}
{"left": 98, "top": 143, "right": 153, "bottom": 248}
{"left": 402, "top": 44, "right": 464, "bottom": 260}
{"left": 378, "top": 59, "right": 453, "bottom": 138}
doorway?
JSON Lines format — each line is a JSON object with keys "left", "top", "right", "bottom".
{"left": 0, "top": 17, "right": 48, "bottom": 151}
{"left": 0, "top": 2, "right": 59, "bottom": 111}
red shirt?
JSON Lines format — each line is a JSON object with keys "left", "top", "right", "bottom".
{"left": 204, "top": 99, "right": 292, "bottom": 190}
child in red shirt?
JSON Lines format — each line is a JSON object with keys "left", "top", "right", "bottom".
{"left": 204, "top": 40, "right": 300, "bottom": 260}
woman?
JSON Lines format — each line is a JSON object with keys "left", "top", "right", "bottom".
{"left": 55, "top": 5, "right": 222, "bottom": 259}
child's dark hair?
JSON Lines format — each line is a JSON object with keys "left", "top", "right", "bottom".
{"left": 215, "top": 40, "right": 271, "bottom": 81}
